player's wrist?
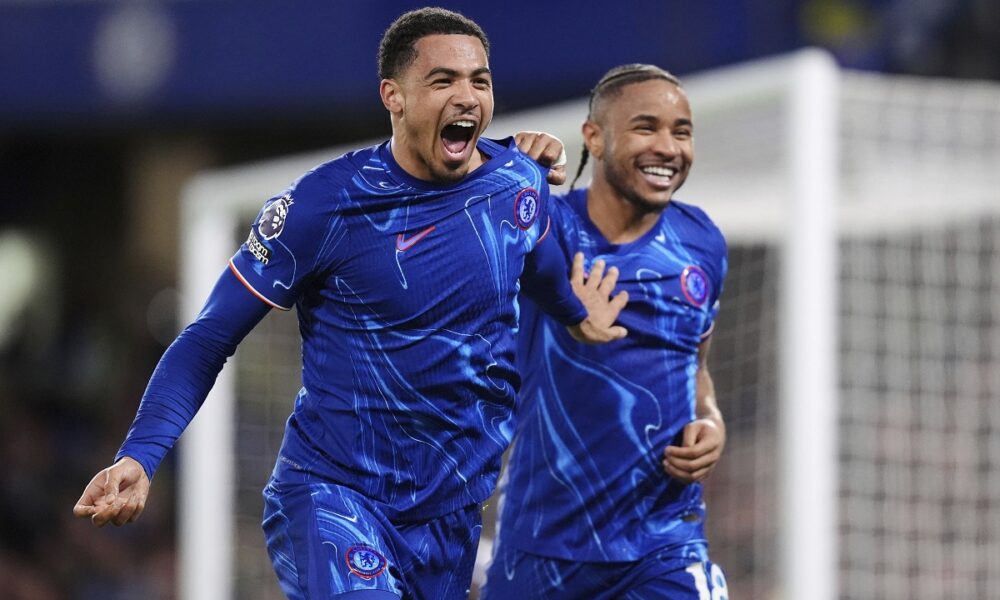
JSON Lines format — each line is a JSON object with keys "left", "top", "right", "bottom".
{"left": 115, "top": 456, "right": 143, "bottom": 476}
{"left": 695, "top": 407, "right": 724, "bottom": 428}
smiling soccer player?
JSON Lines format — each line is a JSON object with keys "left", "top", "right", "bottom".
{"left": 484, "top": 64, "right": 731, "bottom": 600}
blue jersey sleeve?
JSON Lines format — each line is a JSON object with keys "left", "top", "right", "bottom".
{"left": 701, "top": 254, "right": 728, "bottom": 338}
{"left": 697, "top": 212, "right": 728, "bottom": 339}
{"left": 515, "top": 162, "right": 587, "bottom": 326}
{"left": 520, "top": 219, "right": 587, "bottom": 326}
{"left": 229, "top": 168, "right": 347, "bottom": 310}
{"left": 115, "top": 268, "right": 270, "bottom": 480}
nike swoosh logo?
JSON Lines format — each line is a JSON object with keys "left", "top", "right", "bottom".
{"left": 396, "top": 225, "right": 436, "bottom": 252}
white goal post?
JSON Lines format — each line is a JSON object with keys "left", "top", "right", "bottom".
{"left": 178, "top": 49, "right": 1000, "bottom": 600}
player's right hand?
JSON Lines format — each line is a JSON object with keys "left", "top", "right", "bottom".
{"left": 567, "top": 252, "right": 628, "bottom": 344}
{"left": 73, "top": 456, "right": 150, "bottom": 527}
{"left": 663, "top": 418, "right": 725, "bottom": 484}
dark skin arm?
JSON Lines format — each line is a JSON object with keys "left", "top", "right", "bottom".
{"left": 662, "top": 335, "right": 726, "bottom": 483}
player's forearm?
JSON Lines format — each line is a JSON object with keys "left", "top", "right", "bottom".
{"left": 694, "top": 335, "right": 723, "bottom": 428}
{"left": 521, "top": 232, "right": 587, "bottom": 326}
{"left": 116, "top": 268, "right": 269, "bottom": 480}
{"left": 695, "top": 368, "right": 725, "bottom": 433}
{"left": 116, "top": 321, "right": 237, "bottom": 479}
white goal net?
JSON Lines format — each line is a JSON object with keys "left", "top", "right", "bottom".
{"left": 177, "top": 50, "right": 1000, "bottom": 600}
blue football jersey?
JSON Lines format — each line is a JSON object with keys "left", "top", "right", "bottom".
{"left": 230, "top": 137, "right": 556, "bottom": 520}
{"left": 498, "top": 188, "right": 728, "bottom": 562}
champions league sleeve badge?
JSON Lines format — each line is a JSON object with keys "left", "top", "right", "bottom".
{"left": 514, "top": 188, "right": 540, "bottom": 230}
{"left": 345, "top": 545, "right": 388, "bottom": 580}
{"left": 681, "top": 264, "right": 711, "bottom": 307}
{"left": 258, "top": 194, "right": 293, "bottom": 240}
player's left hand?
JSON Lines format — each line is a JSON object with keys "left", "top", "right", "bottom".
{"left": 567, "top": 252, "right": 628, "bottom": 343}
{"left": 515, "top": 131, "right": 568, "bottom": 186}
{"left": 663, "top": 418, "right": 725, "bottom": 484}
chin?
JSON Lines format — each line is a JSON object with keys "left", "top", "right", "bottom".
{"left": 433, "top": 163, "right": 469, "bottom": 182}
{"left": 627, "top": 192, "right": 672, "bottom": 210}
{"left": 642, "top": 185, "right": 678, "bottom": 206}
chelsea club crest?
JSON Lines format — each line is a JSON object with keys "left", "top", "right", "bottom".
{"left": 514, "top": 188, "right": 539, "bottom": 229}
{"left": 345, "top": 544, "right": 387, "bottom": 580}
{"left": 681, "top": 265, "right": 710, "bottom": 307}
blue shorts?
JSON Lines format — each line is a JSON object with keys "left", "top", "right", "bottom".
{"left": 481, "top": 543, "right": 728, "bottom": 600}
{"left": 262, "top": 478, "right": 482, "bottom": 600}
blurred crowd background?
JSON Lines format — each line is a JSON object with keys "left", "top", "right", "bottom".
{"left": 1, "top": 1, "right": 997, "bottom": 598}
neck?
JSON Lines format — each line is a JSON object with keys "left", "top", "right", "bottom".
{"left": 385, "top": 136, "right": 424, "bottom": 182}
{"left": 586, "top": 176, "right": 666, "bottom": 245}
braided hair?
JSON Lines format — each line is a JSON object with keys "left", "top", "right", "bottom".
{"left": 570, "top": 64, "right": 682, "bottom": 190}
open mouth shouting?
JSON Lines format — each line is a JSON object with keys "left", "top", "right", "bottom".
{"left": 440, "top": 118, "right": 478, "bottom": 164}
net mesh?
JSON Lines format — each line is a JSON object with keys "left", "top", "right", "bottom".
{"left": 838, "top": 219, "right": 1000, "bottom": 600}
{"left": 835, "top": 72, "right": 1000, "bottom": 600}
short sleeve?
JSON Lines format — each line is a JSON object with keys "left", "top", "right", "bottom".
{"left": 229, "top": 170, "right": 344, "bottom": 310}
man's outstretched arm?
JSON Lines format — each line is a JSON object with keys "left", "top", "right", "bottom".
{"left": 522, "top": 239, "right": 628, "bottom": 344}
{"left": 74, "top": 267, "right": 271, "bottom": 527}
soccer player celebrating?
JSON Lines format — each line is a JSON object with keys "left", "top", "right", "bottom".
{"left": 482, "top": 64, "right": 730, "bottom": 599}
{"left": 72, "top": 8, "right": 627, "bottom": 600}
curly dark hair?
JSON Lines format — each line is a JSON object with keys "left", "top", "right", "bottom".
{"left": 378, "top": 7, "right": 490, "bottom": 80}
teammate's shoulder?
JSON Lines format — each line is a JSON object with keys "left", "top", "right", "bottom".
{"left": 549, "top": 187, "right": 585, "bottom": 213}
{"left": 311, "top": 143, "right": 382, "bottom": 184}
{"left": 670, "top": 199, "right": 722, "bottom": 231}
{"left": 669, "top": 199, "right": 727, "bottom": 251}
{"left": 338, "top": 142, "right": 386, "bottom": 173}
{"left": 282, "top": 144, "right": 381, "bottom": 206}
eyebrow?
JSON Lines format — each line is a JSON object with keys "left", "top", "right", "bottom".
{"left": 424, "top": 66, "right": 492, "bottom": 80}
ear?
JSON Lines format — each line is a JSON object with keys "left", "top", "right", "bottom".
{"left": 582, "top": 120, "right": 604, "bottom": 160}
{"left": 380, "top": 79, "right": 404, "bottom": 114}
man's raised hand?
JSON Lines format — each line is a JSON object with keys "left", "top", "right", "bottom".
{"left": 567, "top": 252, "right": 628, "bottom": 343}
